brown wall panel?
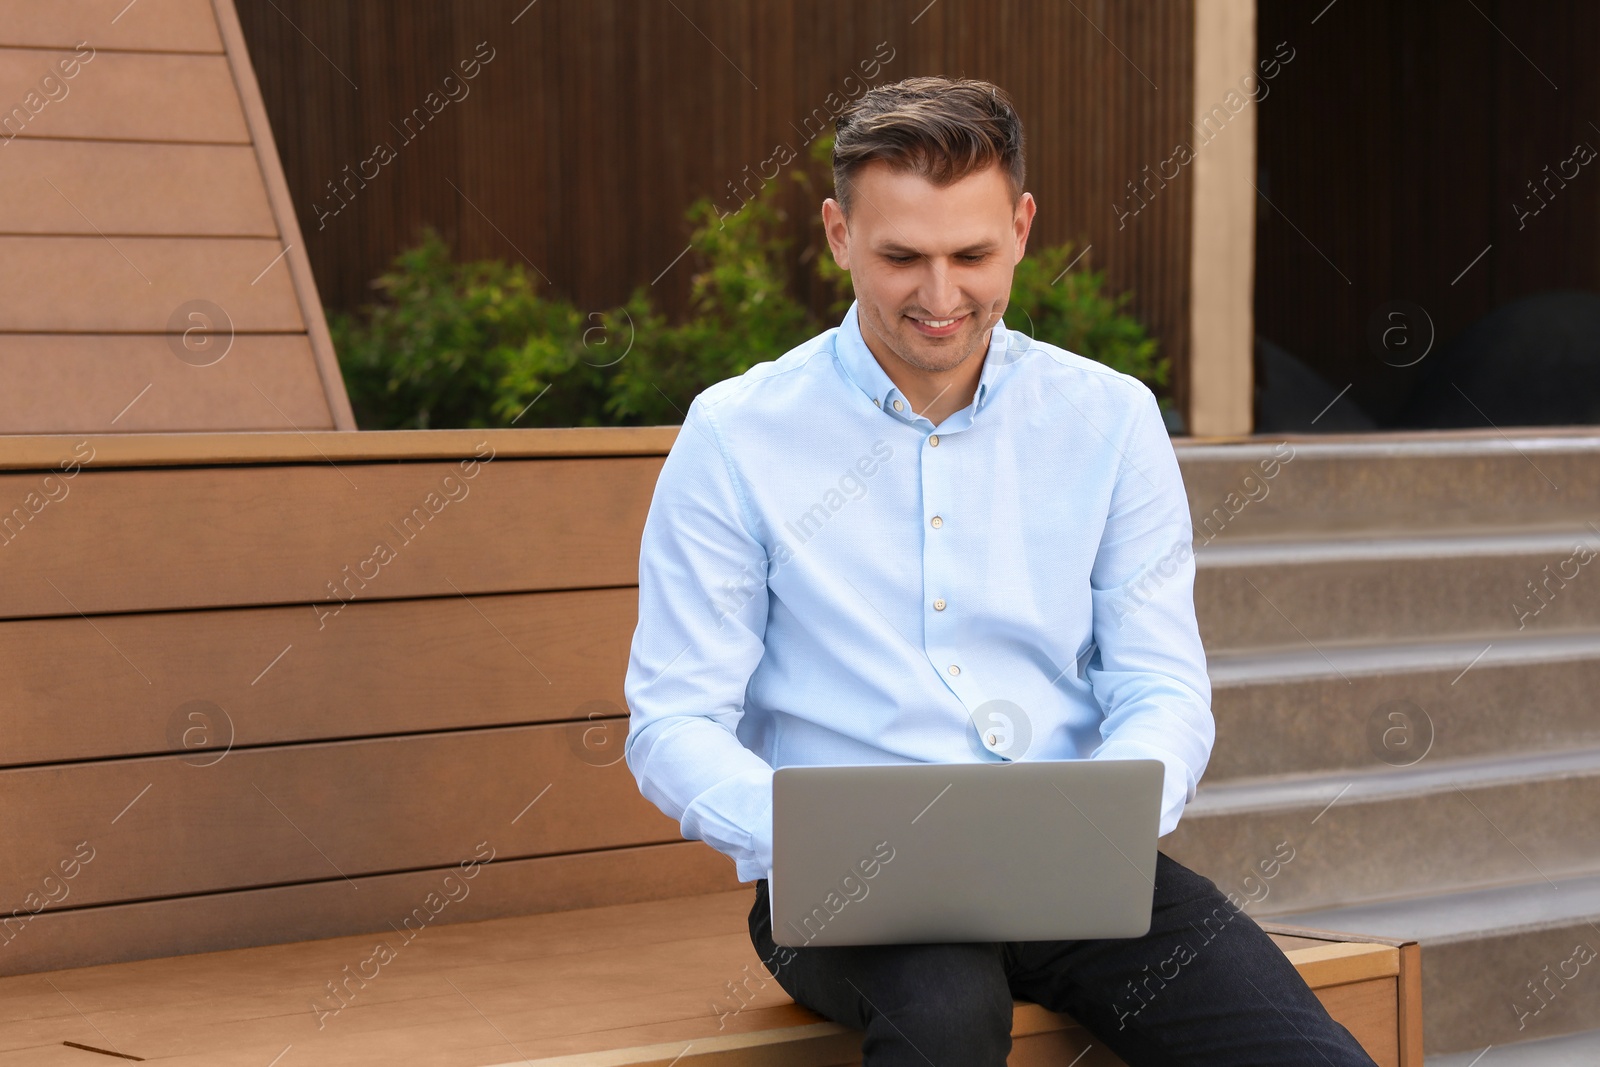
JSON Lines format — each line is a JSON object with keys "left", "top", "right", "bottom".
{"left": 0, "top": 50, "right": 247, "bottom": 143}
{"left": 0, "top": 0, "right": 224, "bottom": 53}
{"left": 0, "top": 335, "right": 332, "bottom": 434}
{"left": 2, "top": 587, "right": 636, "bottom": 767}
{"left": 0, "top": 237, "right": 303, "bottom": 332}
{"left": 0, "top": 141, "right": 276, "bottom": 236}
{"left": 0, "top": 841, "right": 738, "bottom": 977}
{"left": 233, "top": 0, "right": 1198, "bottom": 416}
{"left": 0, "top": 456, "right": 659, "bottom": 617}
{"left": 0, "top": 723, "right": 677, "bottom": 910}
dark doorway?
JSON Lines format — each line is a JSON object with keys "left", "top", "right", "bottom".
{"left": 1253, "top": 0, "right": 1600, "bottom": 432}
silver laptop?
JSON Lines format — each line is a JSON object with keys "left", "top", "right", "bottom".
{"left": 770, "top": 758, "right": 1164, "bottom": 947}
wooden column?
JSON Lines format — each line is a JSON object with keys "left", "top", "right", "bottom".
{"left": 1187, "top": 0, "right": 1258, "bottom": 437}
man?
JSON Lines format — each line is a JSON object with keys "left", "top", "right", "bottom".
{"left": 624, "top": 76, "right": 1375, "bottom": 1065}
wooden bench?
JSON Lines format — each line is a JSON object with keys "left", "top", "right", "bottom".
{"left": 0, "top": 429, "right": 1420, "bottom": 1065}
{"left": 0, "top": 888, "right": 1420, "bottom": 1066}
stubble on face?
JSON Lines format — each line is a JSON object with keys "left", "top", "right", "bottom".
{"left": 857, "top": 296, "right": 1007, "bottom": 376}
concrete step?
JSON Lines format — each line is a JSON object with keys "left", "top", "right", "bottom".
{"left": 1427, "top": 1026, "right": 1600, "bottom": 1065}
{"left": 1162, "top": 746, "right": 1600, "bottom": 914}
{"left": 1174, "top": 431, "right": 1600, "bottom": 1060}
{"left": 1193, "top": 525, "right": 1600, "bottom": 651}
{"left": 1206, "top": 628, "right": 1600, "bottom": 782}
{"left": 1283, "top": 870, "right": 1600, "bottom": 1055}
{"left": 1175, "top": 430, "right": 1600, "bottom": 541}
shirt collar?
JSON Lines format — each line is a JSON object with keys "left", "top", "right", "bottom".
{"left": 832, "top": 299, "right": 1017, "bottom": 429}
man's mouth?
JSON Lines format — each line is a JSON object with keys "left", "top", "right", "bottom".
{"left": 907, "top": 312, "right": 969, "bottom": 337}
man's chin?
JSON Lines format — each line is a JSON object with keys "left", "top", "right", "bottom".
{"left": 895, "top": 329, "right": 984, "bottom": 372}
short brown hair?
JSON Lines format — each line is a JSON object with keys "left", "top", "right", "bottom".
{"left": 831, "top": 76, "right": 1025, "bottom": 216}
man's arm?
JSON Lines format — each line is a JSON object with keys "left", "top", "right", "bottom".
{"left": 623, "top": 396, "right": 776, "bottom": 883}
{"left": 1085, "top": 386, "right": 1215, "bottom": 835}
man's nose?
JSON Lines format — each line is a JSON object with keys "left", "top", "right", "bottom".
{"left": 919, "top": 264, "right": 961, "bottom": 317}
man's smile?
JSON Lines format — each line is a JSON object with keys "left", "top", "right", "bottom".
{"left": 906, "top": 312, "right": 970, "bottom": 337}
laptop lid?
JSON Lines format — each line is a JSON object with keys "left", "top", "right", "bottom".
{"left": 770, "top": 758, "right": 1164, "bottom": 947}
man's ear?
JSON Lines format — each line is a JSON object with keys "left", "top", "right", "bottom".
{"left": 821, "top": 198, "right": 851, "bottom": 270}
{"left": 1013, "top": 191, "right": 1037, "bottom": 262}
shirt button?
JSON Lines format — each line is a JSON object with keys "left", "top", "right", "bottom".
{"left": 933, "top": 598, "right": 946, "bottom": 611}
{"left": 930, "top": 515, "right": 943, "bottom": 529}
{"left": 929, "top": 435, "right": 940, "bottom": 447}
{"left": 986, "top": 733, "right": 998, "bottom": 745}
{"left": 873, "top": 398, "right": 881, "bottom": 407}
{"left": 948, "top": 664, "right": 961, "bottom": 676}
{"left": 892, "top": 399, "right": 904, "bottom": 412}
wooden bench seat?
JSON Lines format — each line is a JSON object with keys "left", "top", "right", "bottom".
{"left": 0, "top": 888, "right": 1420, "bottom": 1066}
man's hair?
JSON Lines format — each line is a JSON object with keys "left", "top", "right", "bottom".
{"left": 831, "top": 76, "right": 1025, "bottom": 216}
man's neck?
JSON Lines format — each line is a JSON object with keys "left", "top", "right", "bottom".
{"left": 861, "top": 328, "right": 991, "bottom": 426}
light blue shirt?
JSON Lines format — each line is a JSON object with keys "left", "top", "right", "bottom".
{"left": 624, "top": 299, "right": 1213, "bottom": 883}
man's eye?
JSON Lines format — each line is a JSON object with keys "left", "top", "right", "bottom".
{"left": 886, "top": 254, "right": 915, "bottom": 264}
{"left": 959, "top": 254, "right": 988, "bottom": 264}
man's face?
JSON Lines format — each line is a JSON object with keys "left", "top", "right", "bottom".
{"left": 822, "top": 159, "right": 1035, "bottom": 377}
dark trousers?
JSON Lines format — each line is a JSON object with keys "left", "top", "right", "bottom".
{"left": 746, "top": 852, "right": 1379, "bottom": 1066}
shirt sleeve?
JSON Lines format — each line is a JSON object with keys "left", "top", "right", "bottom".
{"left": 1084, "top": 385, "right": 1215, "bottom": 836}
{"left": 623, "top": 395, "right": 777, "bottom": 883}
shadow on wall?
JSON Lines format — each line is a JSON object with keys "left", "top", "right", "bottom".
{"left": 1255, "top": 291, "right": 1600, "bottom": 433}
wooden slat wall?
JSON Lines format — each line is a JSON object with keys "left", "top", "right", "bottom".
{"left": 232, "top": 0, "right": 1199, "bottom": 418}
{"left": 0, "top": 430, "right": 741, "bottom": 977}
{"left": 0, "top": 0, "right": 355, "bottom": 433}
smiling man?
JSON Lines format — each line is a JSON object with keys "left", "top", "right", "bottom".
{"left": 623, "top": 76, "right": 1377, "bottom": 1066}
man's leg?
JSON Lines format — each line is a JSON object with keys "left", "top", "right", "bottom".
{"left": 747, "top": 878, "right": 1014, "bottom": 1066}
{"left": 1004, "top": 853, "right": 1379, "bottom": 1066}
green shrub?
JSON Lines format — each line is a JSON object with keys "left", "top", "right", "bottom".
{"left": 602, "top": 189, "right": 817, "bottom": 425}
{"left": 1004, "top": 244, "right": 1168, "bottom": 390}
{"left": 332, "top": 143, "right": 1168, "bottom": 429}
{"left": 329, "top": 231, "right": 609, "bottom": 430}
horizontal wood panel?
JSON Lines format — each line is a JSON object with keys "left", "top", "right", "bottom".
{"left": 0, "top": 841, "right": 739, "bottom": 978}
{"left": 0, "top": 334, "right": 332, "bottom": 434}
{"left": 0, "top": 141, "right": 274, "bottom": 235}
{"left": 1, "top": 723, "right": 677, "bottom": 910}
{"left": 0, "top": 456, "right": 658, "bottom": 617}
{"left": 0, "top": 0, "right": 224, "bottom": 53}
{"left": 0, "top": 426, "right": 681, "bottom": 470}
{"left": 0, "top": 49, "right": 247, "bottom": 143}
{"left": 0, "top": 237, "right": 303, "bottom": 332}
{"left": 1, "top": 587, "right": 636, "bottom": 767}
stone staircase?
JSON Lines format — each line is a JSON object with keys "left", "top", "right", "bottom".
{"left": 1162, "top": 429, "right": 1600, "bottom": 1061}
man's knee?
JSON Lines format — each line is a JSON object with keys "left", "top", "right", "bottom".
{"left": 1152, "top": 851, "right": 1230, "bottom": 907}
